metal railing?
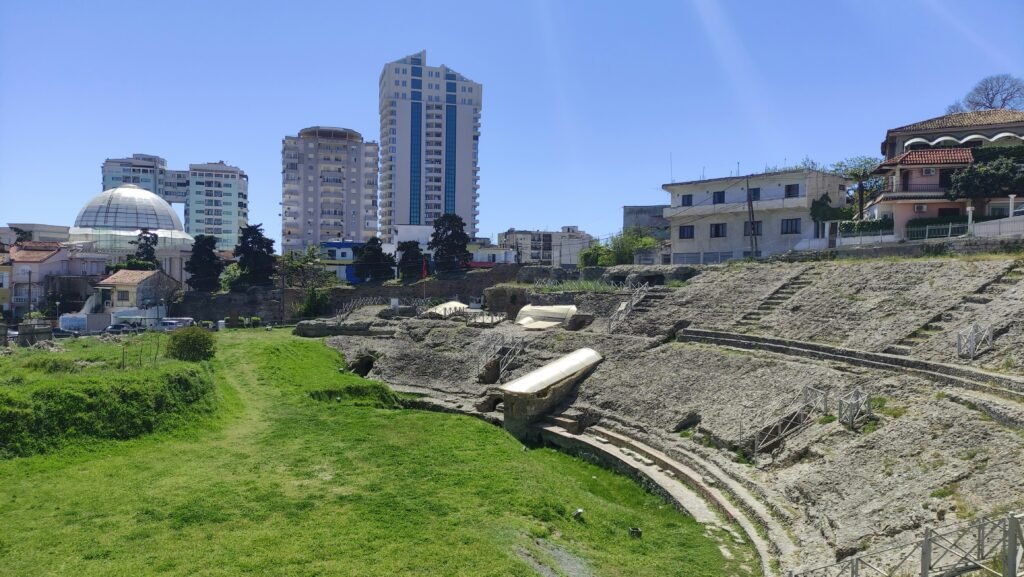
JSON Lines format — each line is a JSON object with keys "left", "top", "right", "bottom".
{"left": 753, "top": 385, "right": 829, "bottom": 455}
{"left": 791, "top": 512, "right": 1023, "bottom": 577}
{"left": 837, "top": 388, "right": 871, "bottom": 429}
{"left": 906, "top": 223, "right": 968, "bottom": 241}
{"left": 957, "top": 324, "right": 993, "bottom": 360}
{"left": 607, "top": 282, "right": 650, "bottom": 333}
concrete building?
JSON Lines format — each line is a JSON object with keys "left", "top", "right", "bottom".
{"left": 0, "top": 254, "right": 10, "bottom": 316}
{"left": 623, "top": 205, "right": 671, "bottom": 240}
{"left": 95, "top": 269, "right": 179, "bottom": 314}
{"left": 378, "top": 50, "right": 482, "bottom": 244}
{"left": 319, "top": 240, "right": 364, "bottom": 283}
{"left": 2, "top": 224, "right": 70, "bottom": 244}
{"left": 185, "top": 162, "right": 249, "bottom": 250}
{"left": 498, "top": 226, "right": 594, "bottom": 267}
{"left": 102, "top": 154, "right": 248, "bottom": 250}
{"left": 8, "top": 242, "right": 107, "bottom": 318}
{"left": 282, "top": 127, "right": 379, "bottom": 253}
{"left": 867, "top": 109, "right": 1024, "bottom": 239}
{"left": 663, "top": 169, "right": 850, "bottom": 263}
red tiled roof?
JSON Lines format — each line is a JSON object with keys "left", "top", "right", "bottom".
{"left": 889, "top": 109, "right": 1024, "bottom": 133}
{"left": 10, "top": 243, "right": 62, "bottom": 263}
{"left": 878, "top": 148, "right": 974, "bottom": 168}
{"left": 98, "top": 269, "right": 159, "bottom": 286}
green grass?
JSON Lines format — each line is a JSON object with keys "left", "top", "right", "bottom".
{"left": 0, "top": 331, "right": 753, "bottom": 576}
{"left": 817, "top": 414, "right": 837, "bottom": 425}
{"left": 531, "top": 279, "right": 620, "bottom": 293}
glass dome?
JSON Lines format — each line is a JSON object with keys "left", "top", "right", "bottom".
{"left": 75, "top": 184, "right": 184, "bottom": 231}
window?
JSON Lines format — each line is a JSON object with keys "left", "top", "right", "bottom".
{"left": 713, "top": 190, "right": 725, "bottom": 204}
{"left": 781, "top": 218, "right": 802, "bottom": 234}
{"left": 678, "top": 194, "right": 692, "bottom": 207}
{"left": 117, "top": 290, "right": 130, "bottom": 302}
{"left": 743, "top": 221, "right": 762, "bottom": 236}
{"left": 710, "top": 223, "right": 727, "bottom": 238}
{"left": 748, "top": 187, "right": 760, "bottom": 201}
{"left": 678, "top": 225, "right": 694, "bottom": 239}
{"left": 784, "top": 184, "right": 800, "bottom": 198}
{"left": 990, "top": 206, "right": 1009, "bottom": 218}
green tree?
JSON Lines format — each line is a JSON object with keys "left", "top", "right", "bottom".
{"left": 130, "top": 229, "right": 159, "bottom": 267}
{"left": 428, "top": 214, "right": 471, "bottom": 272}
{"left": 184, "top": 235, "right": 225, "bottom": 292}
{"left": 279, "top": 246, "right": 334, "bottom": 290}
{"left": 220, "top": 263, "right": 241, "bottom": 292}
{"left": 397, "top": 241, "right": 426, "bottom": 281}
{"left": 352, "top": 237, "right": 396, "bottom": 282}
{"left": 10, "top": 227, "right": 32, "bottom": 244}
{"left": 949, "top": 157, "right": 1024, "bottom": 214}
{"left": 609, "top": 227, "right": 658, "bottom": 265}
{"left": 830, "top": 156, "right": 884, "bottom": 218}
{"left": 233, "top": 224, "right": 276, "bottom": 286}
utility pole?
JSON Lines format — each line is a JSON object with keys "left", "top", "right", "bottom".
{"left": 746, "top": 174, "right": 758, "bottom": 257}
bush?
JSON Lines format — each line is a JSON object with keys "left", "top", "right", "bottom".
{"left": 0, "top": 365, "right": 214, "bottom": 457}
{"left": 165, "top": 327, "right": 216, "bottom": 362}
{"left": 838, "top": 219, "right": 892, "bottom": 234}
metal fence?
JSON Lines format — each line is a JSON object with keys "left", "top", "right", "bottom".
{"left": 906, "top": 223, "right": 969, "bottom": 241}
{"left": 957, "top": 324, "right": 993, "bottom": 360}
{"left": 791, "top": 512, "right": 1024, "bottom": 577}
{"left": 838, "top": 388, "right": 871, "bottom": 429}
{"left": 607, "top": 282, "right": 650, "bottom": 333}
{"left": 753, "top": 385, "right": 829, "bottom": 455}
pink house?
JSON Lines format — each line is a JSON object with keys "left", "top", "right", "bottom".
{"left": 867, "top": 109, "right": 1024, "bottom": 238}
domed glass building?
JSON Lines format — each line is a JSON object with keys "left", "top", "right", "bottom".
{"left": 69, "top": 184, "right": 193, "bottom": 283}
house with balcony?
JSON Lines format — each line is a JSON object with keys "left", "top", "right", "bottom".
{"left": 867, "top": 109, "right": 1024, "bottom": 238}
{"left": 9, "top": 242, "right": 108, "bottom": 318}
{"left": 662, "top": 169, "right": 850, "bottom": 263}
{"left": 0, "top": 254, "right": 11, "bottom": 317}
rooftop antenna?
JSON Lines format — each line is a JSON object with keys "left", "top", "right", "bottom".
{"left": 669, "top": 152, "right": 674, "bottom": 183}
{"left": 737, "top": 161, "right": 740, "bottom": 177}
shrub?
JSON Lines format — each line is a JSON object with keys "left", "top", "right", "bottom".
{"left": 0, "top": 365, "right": 214, "bottom": 458}
{"left": 165, "top": 327, "right": 216, "bottom": 362}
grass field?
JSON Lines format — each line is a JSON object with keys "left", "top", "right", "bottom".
{"left": 0, "top": 330, "right": 755, "bottom": 576}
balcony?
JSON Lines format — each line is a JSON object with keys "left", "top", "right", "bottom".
{"left": 664, "top": 192, "right": 814, "bottom": 218}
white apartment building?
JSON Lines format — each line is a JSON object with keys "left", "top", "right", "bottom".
{"left": 379, "top": 50, "right": 482, "bottom": 244}
{"left": 498, "top": 226, "right": 594, "bottom": 267}
{"left": 662, "top": 169, "right": 849, "bottom": 264}
{"left": 101, "top": 154, "right": 248, "bottom": 250}
{"left": 184, "top": 162, "right": 249, "bottom": 250}
{"left": 281, "top": 127, "right": 379, "bottom": 254}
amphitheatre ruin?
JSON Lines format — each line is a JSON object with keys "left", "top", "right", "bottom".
{"left": 301, "top": 255, "right": 1024, "bottom": 576}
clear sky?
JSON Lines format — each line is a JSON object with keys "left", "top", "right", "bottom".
{"left": 2, "top": 0, "right": 1023, "bottom": 247}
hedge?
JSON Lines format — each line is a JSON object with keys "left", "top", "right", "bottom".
{"left": 905, "top": 214, "right": 1001, "bottom": 228}
{"left": 972, "top": 145, "right": 1024, "bottom": 164}
{"left": 838, "top": 219, "right": 892, "bottom": 234}
{"left": 0, "top": 365, "right": 214, "bottom": 458}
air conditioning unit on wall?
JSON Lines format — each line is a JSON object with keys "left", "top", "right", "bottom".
{"left": 914, "top": 204, "right": 928, "bottom": 213}
{"left": 922, "top": 168, "right": 937, "bottom": 176}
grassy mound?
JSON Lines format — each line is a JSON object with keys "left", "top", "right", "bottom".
{"left": 0, "top": 331, "right": 755, "bottom": 576}
{"left": 0, "top": 336, "right": 215, "bottom": 457}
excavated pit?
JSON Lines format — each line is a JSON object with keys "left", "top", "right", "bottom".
{"left": 321, "top": 256, "right": 1024, "bottom": 572}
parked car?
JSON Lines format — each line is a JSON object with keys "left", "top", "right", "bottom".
{"left": 103, "top": 324, "right": 138, "bottom": 334}
{"left": 155, "top": 320, "right": 184, "bottom": 332}
{"left": 51, "top": 328, "right": 79, "bottom": 339}
{"left": 1014, "top": 205, "right": 1024, "bottom": 217}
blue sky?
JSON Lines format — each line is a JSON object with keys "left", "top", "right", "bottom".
{"left": 2, "top": 0, "right": 1022, "bottom": 247}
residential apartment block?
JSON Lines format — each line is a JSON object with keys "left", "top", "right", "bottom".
{"left": 281, "top": 127, "right": 379, "bottom": 254}
{"left": 498, "top": 226, "right": 594, "bottom": 267}
{"left": 101, "top": 154, "right": 248, "bottom": 250}
{"left": 379, "top": 50, "right": 482, "bottom": 244}
{"left": 663, "top": 169, "right": 849, "bottom": 263}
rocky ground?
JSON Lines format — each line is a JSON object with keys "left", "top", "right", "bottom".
{"left": 319, "top": 257, "right": 1024, "bottom": 572}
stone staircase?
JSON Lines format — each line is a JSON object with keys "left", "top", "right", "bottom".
{"left": 735, "top": 269, "right": 822, "bottom": 329}
{"left": 884, "top": 265, "right": 1024, "bottom": 357}
{"left": 627, "top": 288, "right": 669, "bottom": 316}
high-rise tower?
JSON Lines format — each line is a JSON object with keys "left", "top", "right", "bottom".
{"left": 378, "top": 50, "right": 481, "bottom": 244}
